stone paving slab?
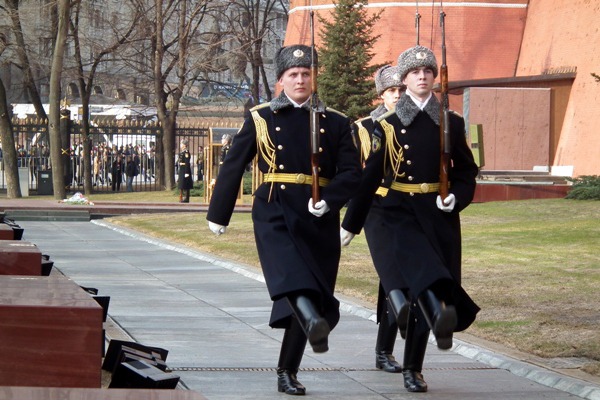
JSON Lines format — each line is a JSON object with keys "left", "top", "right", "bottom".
{"left": 13, "top": 219, "right": 600, "bottom": 399}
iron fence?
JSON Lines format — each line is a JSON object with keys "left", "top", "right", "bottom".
{"left": 1, "top": 118, "right": 214, "bottom": 194}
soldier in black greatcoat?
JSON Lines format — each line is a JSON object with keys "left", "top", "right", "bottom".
{"left": 351, "top": 65, "right": 407, "bottom": 374}
{"left": 207, "top": 44, "right": 361, "bottom": 396}
{"left": 177, "top": 139, "right": 194, "bottom": 203}
{"left": 341, "top": 45, "right": 480, "bottom": 393}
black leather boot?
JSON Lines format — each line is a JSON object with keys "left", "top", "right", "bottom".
{"left": 375, "top": 303, "right": 401, "bottom": 373}
{"left": 417, "top": 289, "right": 457, "bottom": 350}
{"left": 402, "top": 309, "right": 429, "bottom": 393}
{"left": 277, "top": 318, "right": 307, "bottom": 395}
{"left": 183, "top": 190, "right": 190, "bottom": 203}
{"left": 387, "top": 289, "right": 409, "bottom": 339}
{"left": 287, "top": 295, "right": 330, "bottom": 353}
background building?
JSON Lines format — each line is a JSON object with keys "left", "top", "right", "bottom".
{"left": 285, "top": 0, "right": 599, "bottom": 177}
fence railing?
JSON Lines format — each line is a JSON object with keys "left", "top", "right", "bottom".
{"left": 1, "top": 117, "right": 219, "bottom": 194}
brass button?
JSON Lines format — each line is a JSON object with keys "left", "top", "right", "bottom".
{"left": 408, "top": 176, "right": 414, "bottom": 181}
{"left": 420, "top": 183, "right": 430, "bottom": 193}
{"left": 409, "top": 192, "right": 415, "bottom": 196}
{"left": 280, "top": 184, "right": 286, "bottom": 190}
{"left": 404, "top": 144, "right": 410, "bottom": 149}
{"left": 275, "top": 126, "right": 281, "bottom": 131}
{"left": 320, "top": 128, "right": 325, "bottom": 133}
{"left": 295, "top": 174, "right": 306, "bottom": 184}
{"left": 319, "top": 147, "right": 323, "bottom": 153}
{"left": 401, "top": 129, "right": 407, "bottom": 134}
{"left": 279, "top": 164, "right": 285, "bottom": 170}
{"left": 406, "top": 160, "right": 412, "bottom": 165}
{"left": 277, "top": 145, "right": 283, "bottom": 150}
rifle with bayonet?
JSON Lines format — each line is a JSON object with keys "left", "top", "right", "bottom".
{"left": 309, "top": 9, "right": 321, "bottom": 202}
{"left": 438, "top": 8, "right": 450, "bottom": 200}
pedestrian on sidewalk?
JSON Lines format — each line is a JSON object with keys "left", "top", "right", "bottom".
{"left": 206, "top": 44, "right": 361, "bottom": 396}
{"left": 351, "top": 65, "right": 407, "bottom": 374}
{"left": 341, "top": 45, "right": 480, "bottom": 393}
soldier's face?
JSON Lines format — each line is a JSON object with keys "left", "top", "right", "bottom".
{"left": 279, "top": 67, "right": 312, "bottom": 104}
{"left": 380, "top": 87, "right": 403, "bottom": 110}
{"left": 402, "top": 67, "right": 435, "bottom": 101}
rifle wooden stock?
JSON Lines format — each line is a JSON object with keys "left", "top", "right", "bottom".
{"left": 310, "top": 91, "right": 320, "bottom": 202}
{"left": 309, "top": 9, "right": 320, "bottom": 202}
{"left": 438, "top": 10, "right": 450, "bottom": 200}
{"left": 439, "top": 64, "right": 450, "bottom": 200}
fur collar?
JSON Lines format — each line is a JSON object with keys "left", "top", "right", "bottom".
{"left": 396, "top": 93, "right": 440, "bottom": 126}
{"left": 270, "top": 91, "right": 325, "bottom": 112}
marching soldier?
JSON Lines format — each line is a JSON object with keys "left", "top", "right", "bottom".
{"left": 351, "top": 65, "right": 407, "bottom": 374}
{"left": 177, "top": 139, "right": 194, "bottom": 203}
{"left": 341, "top": 45, "right": 480, "bottom": 393}
{"left": 207, "top": 44, "right": 361, "bottom": 396}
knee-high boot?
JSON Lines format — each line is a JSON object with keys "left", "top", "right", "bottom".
{"left": 277, "top": 318, "right": 307, "bottom": 396}
{"left": 417, "top": 289, "right": 457, "bottom": 350}
{"left": 286, "top": 294, "right": 330, "bottom": 353}
{"left": 183, "top": 189, "right": 190, "bottom": 203}
{"left": 375, "top": 310, "right": 402, "bottom": 373}
{"left": 387, "top": 289, "right": 409, "bottom": 339}
{"left": 402, "top": 308, "right": 430, "bottom": 393}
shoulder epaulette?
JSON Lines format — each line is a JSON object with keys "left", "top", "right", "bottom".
{"left": 250, "top": 102, "right": 271, "bottom": 112}
{"left": 354, "top": 116, "right": 372, "bottom": 124}
{"left": 375, "top": 109, "right": 396, "bottom": 122}
{"left": 325, "top": 107, "right": 348, "bottom": 118}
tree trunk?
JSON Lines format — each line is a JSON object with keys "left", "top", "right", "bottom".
{"left": 48, "top": 0, "right": 70, "bottom": 200}
{"left": 0, "top": 77, "right": 21, "bottom": 198}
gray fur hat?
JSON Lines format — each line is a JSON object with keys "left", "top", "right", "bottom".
{"left": 397, "top": 45, "right": 438, "bottom": 81}
{"left": 374, "top": 65, "right": 403, "bottom": 95}
{"left": 275, "top": 45, "right": 315, "bottom": 79}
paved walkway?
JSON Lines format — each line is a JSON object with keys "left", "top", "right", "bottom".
{"left": 14, "top": 219, "right": 600, "bottom": 399}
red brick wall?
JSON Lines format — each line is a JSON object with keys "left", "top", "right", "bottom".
{"left": 516, "top": 0, "right": 600, "bottom": 176}
{"left": 285, "top": 0, "right": 599, "bottom": 176}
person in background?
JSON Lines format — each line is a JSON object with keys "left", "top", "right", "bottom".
{"left": 341, "top": 45, "right": 480, "bottom": 393}
{"left": 111, "top": 154, "right": 124, "bottom": 192}
{"left": 206, "top": 44, "right": 361, "bottom": 396}
{"left": 177, "top": 139, "right": 194, "bottom": 203}
{"left": 352, "top": 65, "right": 408, "bottom": 374}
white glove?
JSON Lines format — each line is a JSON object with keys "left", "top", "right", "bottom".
{"left": 208, "top": 221, "right": 227, "bottom": 236}
{"left": 340, "top": 228, "right": 355, "bottom": 247}
{"left": 436, "top": 193, "right": 456, "bottom": 212}
{"left": 184, "top": 174, "right": 190, "bottom": 178}
{"left": 308, "top": 198, "right": 330, "bottom": 217}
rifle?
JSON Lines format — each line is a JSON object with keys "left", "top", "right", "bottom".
{"left": 309, "top": 9, "right": 320, "bottom": 202}
{"left": 438, "top": 8, "right": 451, "bottom": 200}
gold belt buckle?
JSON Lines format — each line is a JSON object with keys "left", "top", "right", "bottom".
{"left": 295, "top": 174, "right": 306, "bottom": 184}
{"left": 420, "top": 183, "right": 430, "bottom": 193}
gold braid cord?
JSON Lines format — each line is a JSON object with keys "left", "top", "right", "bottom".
{"left": 355, "top": 120, "right": 372, "bottom": 164}
{"left": 251, "top": 109, "right": 277, "bottom": 200}
{"left": 379, "top": 120, "right": 405, "bottom": 179}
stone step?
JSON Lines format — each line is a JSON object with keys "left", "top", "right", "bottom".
{"left": 4, "top": 209, "right": 90, "bottom": 222}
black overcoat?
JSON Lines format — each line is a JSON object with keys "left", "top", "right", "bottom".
{"left": 177, "top": 150, "right": 194, "bottom": 190}
{"left": 342, "top": 93, "right": 480, "bottom": 332}
{"left": 207, "top": 99, "right": 361, "bottom": 330}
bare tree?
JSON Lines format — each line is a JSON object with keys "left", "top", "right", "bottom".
{"left": 144, "top": 0, "right": 212, "bottom": 190}
{"left": 69, "top": 0, "right": 141, "bottom": 195}
{"left": 0, "top": 20, "right": 20, "bottom": 198}
{"left": 48, "top": 0, "right": 70, "bottom": 200}
{"left": 226, "top": 0, "right": 288, "bottom": 102}
{"left": 3, "top": 0, "right": 48, "bottom": 120}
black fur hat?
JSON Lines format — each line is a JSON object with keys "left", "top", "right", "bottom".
{"left": 275, "top": 45, "right": 315, "bottom": 79}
